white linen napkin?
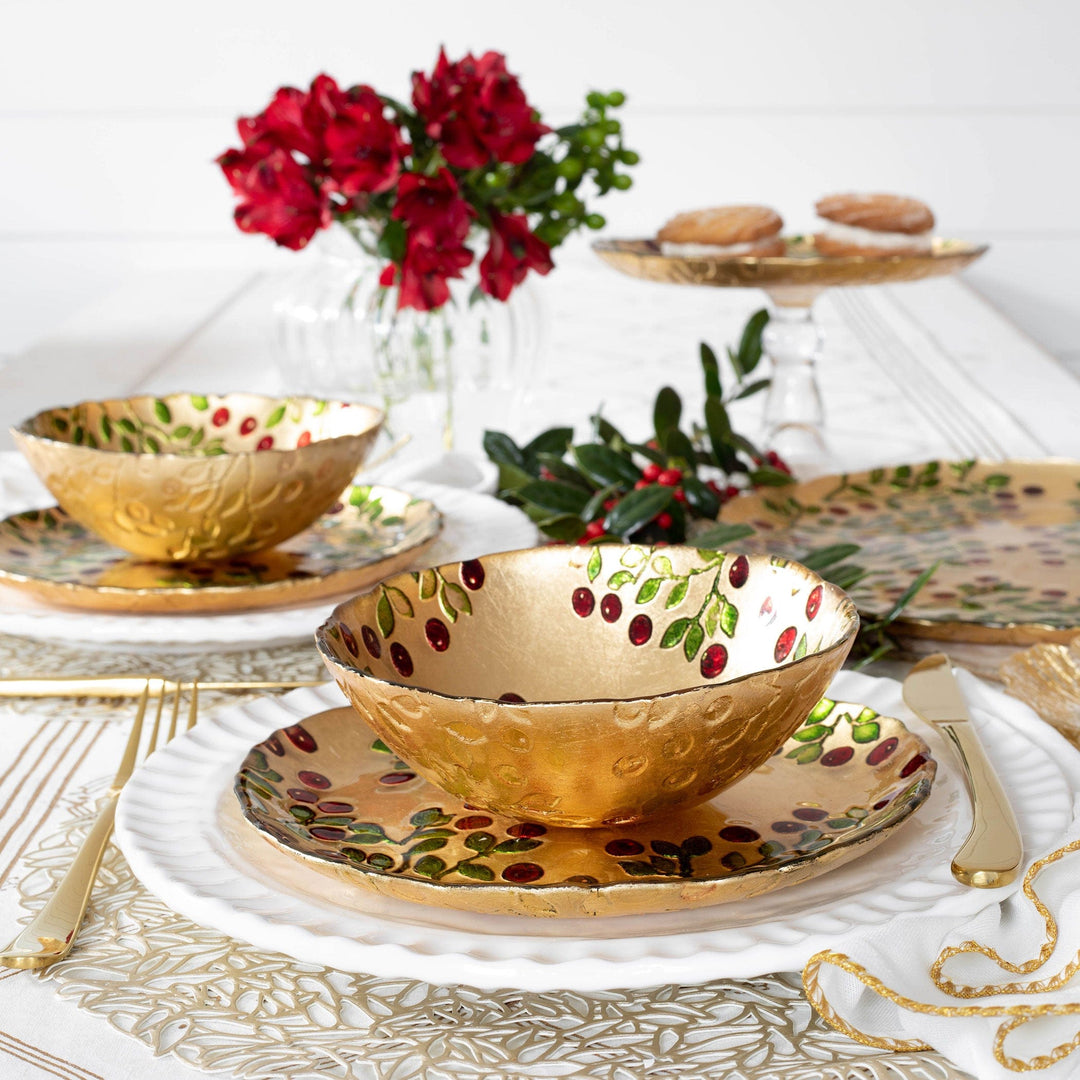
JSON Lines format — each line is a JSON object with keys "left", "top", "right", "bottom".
{"left": 804, "top": 671, "right": 1080, "bottom": 1079}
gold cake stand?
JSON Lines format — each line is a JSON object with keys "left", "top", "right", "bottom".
{"left": 593, "top": 237, "right": 988, "bottom": 472}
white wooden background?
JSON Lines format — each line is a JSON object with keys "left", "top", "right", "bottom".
{"left": 1, "top": 0, "right": 1078, "bottom": 365}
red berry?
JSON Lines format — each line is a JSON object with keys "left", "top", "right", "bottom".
{"left": 361, "top": 625, "right": 380, "bottom": 658}
{"left": 460, "top": 560, "right": 485, "bottom": 590}
{"left": 211, "top": 407, "right": 230, "bottom": 428}
{"left": 297, "top": 430, "right": 312, "bottom": 447}
{"left": 240, "top": 416, "right": 257, "bottom": 435}
{"left": 642, "top": 463, "right": 662, "bottom": 482}
{"left": 600, "top": 593, "right": 622, "bottom": 622}
{"left": 672, "top": 488, "right": 686, "bottom": 503}
{"left": 646, "top": 439, "right": 658, "bottom": 449}
{"left": 425, "top": 618, "right": 450, "bottom": 652}
{"left": 603, "top": 499, "right": 617, "bottom": 511}
{"left": 585, "top": 521, "right": 605, "bottom": 538}
{"left": 634, "top": 479, "right": 650, "bottom": 490}
{"left": 628, "top": 614, "right": 652, "bottom": 645}
{"left": 724, "top": 485, "right": 740, "bottom": 499}
{"left": 806, "top": 584, "right": 823, "bottom": 621}
{"left": 572, "top": 587, "right": 595, "bottom": 617}
{"left": 390, "top": 642, "right": 414, "bottom": 677}
{"left": 656, "top": 511, "right": 673, "bottom": 529}
{"left": 539, "top": 467, "right": 555, "bottom": 481}
{"left": 700, "top": 644, "right": 728, "bottom": 679}
{"left": 707, "top": 479, "right": 722, "bottom": 494}
{"left": 774, "top": 626, "right": 798, "bottom": 663}
{"left": 256, "top": 435, "right": 274, "bottom": 451}
{"left": 657, "top": 469, "right": 682, "bottom": 487}
{"left": 729, "top": 555, "right": 750, "bottom": 588}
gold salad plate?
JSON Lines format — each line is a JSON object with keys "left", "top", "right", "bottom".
{"left": 0, "top": 485, "right": 441, "bottom": 614}
{"left": 723, "top": 460, "right": 1080, "bottom": 645}
{"left": 592, "top": 237, "right": 988, "bottom": 290}
{"left": 235, "top": 700, "right": 934, "bottom": 918}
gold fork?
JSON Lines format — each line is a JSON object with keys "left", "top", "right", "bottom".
{"left": 0, "top": 677, "right": 197, "bottom": 969}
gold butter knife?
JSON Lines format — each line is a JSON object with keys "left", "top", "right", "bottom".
{"left": 0, "top": 677, "right": 329, "bottom": 698}
{"left": 903, "top": 653, "right": 1022, "bottom": 888}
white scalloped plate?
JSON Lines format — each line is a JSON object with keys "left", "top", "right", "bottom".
{"left": 116, "top": 670, "right": 1079, "bottom": 991}
{"left": 0, "top": 480, "right": 536, "bottom": 652}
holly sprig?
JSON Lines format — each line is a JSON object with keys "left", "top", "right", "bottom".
{"left": 483, "top": 310, "right": 937, "bottom": 668}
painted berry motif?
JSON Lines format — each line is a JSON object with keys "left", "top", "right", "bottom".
{"left": 460, "top": 560, "right": 485, "bottom": 590}
{"left": 240, "top": 416, "right": 257, "bottom": 435}
{"left": 600, "top": 593, "right": 622, "bottom": 622}
{"left": 628, "top": 614, "right": 652, "bottom": 645}
{"left": 572, "top": 587, "right": 595, "bottom": 617}
{"left": 700, "top": 643, "right": 728, "bottom": 679}
{"left": 339, "top": 624, "right": 359, "bottom": 657}
{"left": 729, "top": 555, "right": 749, "bottom": 588}
{"left": 425, "top": 617, "right": 450, "bottom": 651}
{"left": 806, "top": 584, "right": 823, "bottom": 620}
{"left": 361, "top": 625, "right": 381, "bottom": 658}
{"left": 774, "top": 626, "right": 797, "bottom": 663}
{"left": 390, "top": 642, "right": 413, "bottom": 677}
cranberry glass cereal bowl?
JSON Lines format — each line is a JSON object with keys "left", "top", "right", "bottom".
{"left": 316, "top": 545, "right": 859, "bottom": 828}
{"left": 12, "top": 393, "right": 383, "bottom": 561}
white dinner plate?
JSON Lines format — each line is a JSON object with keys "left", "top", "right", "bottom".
{"left": 115, "top": 670, "right": 1079, "bottom": 991}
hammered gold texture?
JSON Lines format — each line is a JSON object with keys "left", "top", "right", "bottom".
{"left": 9, "top": 782, "right": 970, "bottom": 1080}
{"left": 592, "top": 237, "right": 988, "bottom": 289}
{"left": 12, "top": 393, "right": 382, "bottom": 561}
{"left": 317, "top": 546, "right": 859, "bottom": 827}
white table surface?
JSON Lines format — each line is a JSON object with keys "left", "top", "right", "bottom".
{"left": 0, "top": 250, "right": 1077, "bottom": 1080}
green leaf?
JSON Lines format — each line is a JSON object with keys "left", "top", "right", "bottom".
{"left": 719, "top": 600, "right": 738, "bottom": 637}
{"left": 581, "top": 485, "right": 616, "bottom": 524}
{"left": 385, "top": 586, "right": 414, "bottom": 617}
{"left": 607, "top": 569, "right": 635, "bottom": 590}
{"left": 880, "top": 559, "right": 941, "bottom": 624}
{"left": 680, "top": 475, "right": 721, "bottom": 519}
{"left": 798, "top": 544, "right": 862, "bottom": 572}
{"left": 99, "top": 415, "right": 112, "bottom": 442}
{"left": 664, "top": 428, "right": 697, "bottom": 467}
{"left": 852, "top": 722, "right": 881, "bottom": 743}
{"left": 153, "top": 399, "right": 172, "bottom": 424}
{"left": 456, "top": 861, "right": 495, "bottom": 881}
{"left": 590, "top": 413, "right": 626, "bottom": 444}
{"left": 518, "top": 480, "right": 591, "bottom": 516}
{"left": 653, "top": 386, "right": 682, "bottom": 446}
{"left": 787, "top": 743, "right": 823, "bottom": 764}
{"left": 736, "top": 308, "right": 770, "bottom": 375}
{"left": 692, "top": 523, "right": 755, "bottom": 548}
{"left": 587, "top": 546, "right": 603, "bottom": 583}
{"left": 604, "top": 485, "right": 673, "bottom": 538}
{"left": 189, "top": 427, "right": 205, "bottom": 448}
{"left": 734, "top": 377, "right": 771, "bottom": 401}
{"left": 266, "top": 405, "right": 286, "bottom": 428}
{"left": 523, "top": 426, "right": 574, "bottom": 459}
{"left": 440, "top": 580, "right": 472, "bottom": 620}
{"left": 704, "top": 397, "right": 737, "bottom": 472}
{"left": 806, "top": 698, "right": 834, "bottom": 723}
{"left": 683, "top": 622, "right": 705, "bottom": 661}
{"left": 700, "top": 342, "right": 722, "bottom": 397}
{"left": 376, "top": 591, "right": 394, "bottom": 638}
{"left": 984, "top": 473, "right": 1010, "bottom": 488}
{"left": 414, "top": 855, "right": 447, "bottom": 878}
{"left": 536, "top": 453, "right": 593, "bottom": 489}
{"left": 794, "top": 633, "right": 808, "bottom": 660}
{"left": 493, "top": 837, "right": 542, "bottom": 854}
{"left": 464, "top": 831, "right": 496, "bottom": 853}
{"left": 496, "top": 462, "right": 534, "bottom": 494}
{"left": 483, "top": 430, "right": 526, "bottom": 469}
{"left": 793, "top": 724, "right": 829, "bottom": 742}
{"left": 748, "top": 466, "right": 794, "bottom": 487}
{"left": 636, "top": 578, "right": 662, "bottom": 604}
{"left": 660, "top": 618, "right": 690, "bottom": 648}
{"left": 419, "top": 569, "right": 437, "bottom": 600}
{"left": 410, "top": 807, "right": 450, "bottom": 828}
{"left": 538, "top": 514, "right": 588, "bottom": 542}
{"left": 190, "top": 394, "right": 209, "bottom": 411}
{"left": 573, "top": 443, "right": 641, "bottom": 487}
{"left": 703, "top": 596, "right": 720, "bottom": 636}
{"left": 651, "top": 554, "right": 673, "bottom": 576}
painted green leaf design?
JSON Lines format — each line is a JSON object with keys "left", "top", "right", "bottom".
{"left": 617, "top": 860, "right": 655, "bottom": 877}
{"left": 370, "top": 740, "right": 391, "bottom": 754}
{"left": 464, "top": 831, "right": 496, "bottom": 853}
{"left": 788, "top": 743, "right": 823, "bottom": 764}
{"left": 419, "top": 570, "right": 438, "bottom": 600}
{"left": 651, "top": 555, "right": 673, "bottom": 576}
{"left": 443, "top": 581, "right": 472, "bottom": 616}
{"left": 72, "top": 425, "right": 85, "bottom": 445}
{"left": 719, "top": 600, "right": 738, "bottom": 637}
{"left": 653, "top": 840, "right": 682, "bottom": 859}
{"left": 190, "top": 427, "right": 205, "bottom": 447}
{"left": 190, "top": 394, "right": 210, "bottom": 411}
{"left": 410, "top": 807, "right": 450, "bottom": 828}
{"left": 586, "top": 546, "right": 602, "bottom": 583}
{"left": 660, "top": 618, "right": 690, "bottom": 648}
{"left": 350, "top": 821, "right": 387, "bottom": 837}
{"left": 385, "top": 586, "right": 414, "bottom": 617}
{"left": 173, "top": 425, "right": 192, "bottom": 439}
{"left": 666, "top": 579, "right": 689, "bottom": 609}
{"left": 806, "top": 698, "right": 834, "bottom": 723}
{"left": 366, "top": 852, "right": 394, "bottom": 869}
{"left": 403, "top": 837, "right": 447, "bottom": 861}
{"left": 120, "top": 435, "right": 134, "bottom": 453}
{"left": 349, "top": 831, "right": 388, "bottom": 846}
{"left": 100, "top": 415, "right": 112, "bottom": 442}
{"left": 852, "top": 722, "right": 881, "bottom": 743}
{"left": 793, "top": 724, "right": 829, "bottom": 742}
{"left": 154, "top": 400, "right": 172, "bottom": 424}
{"left": 266, "top": 405, "right": 286, "bottom": 428}
{"left": 794, "top": 634, "right": 808, "bottom": 660}
{"left": 856, "top": 706, "right": 879, "bottom": 722}
{"left": 620, "top": 547, "right": 647, "bottom": 568}
{"left": 376, "top": 591, "right": 394, "bottom": 637}
{"left": 683, "top": 622, "right": 705, "bottom": 662}
{"left": 703, "top": 596, "right": 720, "bottom": 636}
{"left": 984, "top": 473, "right": 1010, "bottom": 488}
{"left": 456, "top": 862, "right": 495, "bottom": 881}
{"left": 413, "top": 855, "right": 446, "bottom": 878}
{"left": 607, "top": 570, "right": 635, "bottom": 590}
{"left": 636, "top": 578, "right": 662, "bottom": 604}
{"left": 145, "top": 436, "right": 161, "bottom": 454}
{"left": 493, "top": 838, "right": 541, "bottom": 854}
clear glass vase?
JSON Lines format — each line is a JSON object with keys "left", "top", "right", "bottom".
{"left": 273, "top": 222, "right": 543, "bottom": 462}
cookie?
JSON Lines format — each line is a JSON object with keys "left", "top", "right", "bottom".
{"left": 815, "top": 193, "right": 934, "bottom": 235}
{"left": 658, "top": 205, "right": 783, "bottom": 246}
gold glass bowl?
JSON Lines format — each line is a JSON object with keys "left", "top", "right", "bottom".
{"left": 316, "top": 545, "right": 860, "bottom": 828}
{"left": 12, "top": 393, "right": 382, "bottom": 561}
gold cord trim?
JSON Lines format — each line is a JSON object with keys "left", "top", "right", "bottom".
{"left": 803, "top": 837, "right": 1080, "bottom": 1072}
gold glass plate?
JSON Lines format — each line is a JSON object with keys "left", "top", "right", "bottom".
{"left": 0, "top": 485, "right": 441, "bottom": 614}
{"left": 235, "top": 699, "right": 934, "bottom": 918}
{"left": 592, "top": 237, "right": 988, "bottom": 289}
{"left": 723, "top": 459, "right": 1080, "bottom": 644}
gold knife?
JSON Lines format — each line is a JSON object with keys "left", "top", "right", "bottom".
{"left": 0, "top": 677, "right": 329, "bottom": 698}
{"left": 903, "top": 653, "right": 1022, "bottom": 888}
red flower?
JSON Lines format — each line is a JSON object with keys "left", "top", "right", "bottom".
{"left": 383, "top": 233, "right": 473, "bottom": 310}
{"left": 479, "top": 211, "right": 553, "bottom": 300}
{"left": 391, "top": 168, "right": 473, "bottom": 244}
{"left": 412, "top": 48, "right": 549, "bottom": 168}
{"left": 236, "top": 74, "right": 343, "bottom": 161}
{"left": 217, "top": 141, "right": 331, "bottom": 250}
{"left": 324, "top": 86, "right": 406, "bottom": 196}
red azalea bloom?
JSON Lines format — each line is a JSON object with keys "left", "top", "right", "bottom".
{"left": 479, "top": 211, "right": 553, "bottom": 300}
{"left": 391, "top": 168, "right": 473, "bottom": 244}
{"left": 396, "top": 233, "right": 473, "bottom": 310}
{"left": 217, "top": 141, "right": 331, "bottom": 250}
{"left": 412, "top": 48, "right": 549, "bottom": 168}
{"left": 324, "top": 86, "right": 406, "bottom": 196}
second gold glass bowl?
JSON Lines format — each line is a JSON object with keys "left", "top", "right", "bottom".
{"left": 317, "top": 545, "right": 859, "bottom": 828}
{"left": 13, "top": 392, "right": 383, "bottom": 561}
